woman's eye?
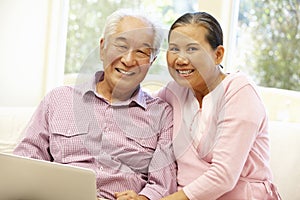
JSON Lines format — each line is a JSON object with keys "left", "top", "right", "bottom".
{"left": 169, "top": 47, "right": 179, "bottom": 52}
{"left": 187, "top": 47, "right": 198, "bottom": 52}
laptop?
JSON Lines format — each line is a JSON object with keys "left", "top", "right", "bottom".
{"left": 0, "top": 153, "right": 97, "bottom": 200}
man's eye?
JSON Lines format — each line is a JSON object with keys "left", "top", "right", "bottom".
{"left": 115, "top": 44, "right": 128, "bottom": 51}
{"left": 136, "top": 48, "right": 151, "bottom": 58}
{"left": 136, "top": 50, "right": 147, "bottom": 55}
{"left": 118, "top": 45, "right": 128, "bottom": 50}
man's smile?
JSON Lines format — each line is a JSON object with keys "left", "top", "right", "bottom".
{"left": 115, "top": 68, "right": 136, "bottom": 76}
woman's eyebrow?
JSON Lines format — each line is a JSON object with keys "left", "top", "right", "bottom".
{"left": 187, "top": 42, "right": 200, "bottom": 46}
{"left": 168, "top": 42, "right": 199, "bottom": 46}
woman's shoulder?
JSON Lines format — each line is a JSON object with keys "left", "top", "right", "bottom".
{"left": 158, "top": 81, "right": 190, "bottom": 97}
{"left": 154, "top": 81, "right": 192, "bottom": 105}
{"left": 223, "top": 71, "right": 257, "bottom": 90}
{"left": 225, "top": 71, "right": 252, "bottom": 82}
{"left": 220, "top": 71, "right": 261, "bottom": 99}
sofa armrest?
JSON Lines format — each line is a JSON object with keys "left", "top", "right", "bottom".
{"left": 0, "top": 107, "right": 35, "bottom": 154}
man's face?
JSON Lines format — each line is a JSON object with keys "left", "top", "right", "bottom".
{"left": 100, "top": 16, "right": 155, "bottom": 94}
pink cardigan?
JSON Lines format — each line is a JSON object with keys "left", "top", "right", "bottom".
{"left": 156, "top": 72, "right": 281, "bottom": 199}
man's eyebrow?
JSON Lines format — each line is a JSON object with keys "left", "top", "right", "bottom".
{"left": 142, "top": 43, "right": 152, "bottom": 48}
{"left": 114, "top": 37, "right": 127, "bottom": 42}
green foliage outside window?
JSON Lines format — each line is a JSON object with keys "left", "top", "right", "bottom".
{"left": 238, "top": 0, "right": 300, "bottom": 91}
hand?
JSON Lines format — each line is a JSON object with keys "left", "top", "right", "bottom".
{"left": 115, "top": 190, "right": 148, "bottom": 200}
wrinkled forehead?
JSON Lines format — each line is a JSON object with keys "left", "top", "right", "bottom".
{"left": 111, "top": 16, "right": 155, "bottom": 48}
{"left": 113, "top": 29, "right": 154, "bottom": 48}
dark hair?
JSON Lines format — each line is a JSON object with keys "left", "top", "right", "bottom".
{"left": 168, "top": 12, "right": 223, "bottom": 50}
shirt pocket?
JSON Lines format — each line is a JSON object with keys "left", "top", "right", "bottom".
{"left": 125, "top": 133, "right": 158, "bottom": 152}
{"left": 117, "top": 133, "right": 158, "bottom": 173}
{"left": 49, "top": 121, "right": 90, "bottom": 164}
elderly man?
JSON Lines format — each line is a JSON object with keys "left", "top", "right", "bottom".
{"left": 14, "top": 9, "right": 176, "bottom": 200}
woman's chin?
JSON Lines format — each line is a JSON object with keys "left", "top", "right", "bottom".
{"left": 175, "top": 78, "right": 193, "bottom": 88}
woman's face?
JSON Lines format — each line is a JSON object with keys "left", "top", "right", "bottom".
{"left": 167, "top": 24, "right": 223, "bottom": 90}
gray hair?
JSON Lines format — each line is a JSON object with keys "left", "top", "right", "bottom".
{"left": 102, "top": 9, "right": 164, "bottom": 58}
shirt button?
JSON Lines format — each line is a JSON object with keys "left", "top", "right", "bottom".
{"left": 99, "top": 166, "right": 104, "bottom": 171}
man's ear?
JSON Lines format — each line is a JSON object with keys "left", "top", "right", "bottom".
{"left": 99, "top": 38, "right": 105, "bottom": 61}
{"left": 215, "top": 45, "right": 224, "bottom": 65}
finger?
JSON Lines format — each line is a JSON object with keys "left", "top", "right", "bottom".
{"left": 115, "top": 191, "right": 127, "bottom": 198}
{"left": 116, "top": 194, "right": 130, "bottom": 200}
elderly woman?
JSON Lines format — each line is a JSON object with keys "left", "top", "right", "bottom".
{"left": 158, "top": 12, "right": 281, "bottom": 200}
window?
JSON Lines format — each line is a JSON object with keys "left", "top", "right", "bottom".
{"left": 233, "top": 0, "right": 300, "bottom": 91}
{"left": 232, "top": 0, "right": 300, "bottom": 123}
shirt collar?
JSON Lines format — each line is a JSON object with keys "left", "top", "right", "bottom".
{"left": 76, "top": 71, "right": 147, "bottom": 109}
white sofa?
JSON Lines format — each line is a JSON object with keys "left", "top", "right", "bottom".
{"left": 0, "top": 107, "right": 35, "bottom": 153}
{"left": 0, "top": 106, "right": 299, "bottom": 199}
{"left": 268, "top": 121, "right": 300, "bottom": 200}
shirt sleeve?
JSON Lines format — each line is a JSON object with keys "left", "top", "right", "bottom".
{"left": 139, "top": 103, "right": 177, "bottom": 199}
{"left": 184, "top": 84, "right": 267, "bottom": 199}
{"left": 13, "top": 93, "right": 52, "bottom": 161}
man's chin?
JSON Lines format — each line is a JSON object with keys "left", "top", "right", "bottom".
{"left": 113, "top": 82, "right": 138, "bottom": 92}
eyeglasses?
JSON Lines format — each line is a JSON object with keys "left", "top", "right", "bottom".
{"left": 112, "top": 43, "right": 154, "bottom": 61}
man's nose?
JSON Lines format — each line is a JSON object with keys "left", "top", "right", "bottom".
{"left": 120, "top": 51, "right": 137, "bottom": 67}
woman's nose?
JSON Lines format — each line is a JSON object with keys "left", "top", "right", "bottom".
{"left": 175, "top": 55, "right": 189, "bottom": 65}
{"left": 121, "top": 51, "right": 137, "bottom": 67}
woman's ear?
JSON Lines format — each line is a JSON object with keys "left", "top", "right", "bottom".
{"left": 99, "top": 38, "right": 105, "bottom": 61}
{"left": 215, "top": 45, "right": 224, "bottom": 65}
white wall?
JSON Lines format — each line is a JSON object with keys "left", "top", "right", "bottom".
{"left": 0, "top": 0, "right": 68, "bottom": 107}
{"left": 0, "top": 0, "right": 49, "bottom": 106}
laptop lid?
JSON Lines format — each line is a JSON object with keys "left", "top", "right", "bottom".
{"left": 0, "top": 153, "right": 97, "bottom": 200}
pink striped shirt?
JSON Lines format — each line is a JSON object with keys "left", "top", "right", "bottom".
{"left": 14, "top": 71, "right": 177, "bottom": 200}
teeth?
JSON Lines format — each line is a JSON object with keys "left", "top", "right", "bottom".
{"left": 177, "top": 69, "right": 193, "bottom": 75}
{"left": 117, "top": 68, "right": 135, "bottom": 75}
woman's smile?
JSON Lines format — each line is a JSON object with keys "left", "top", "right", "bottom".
{"left": 176, "top": 69, "right": 195, "bottom": 76}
